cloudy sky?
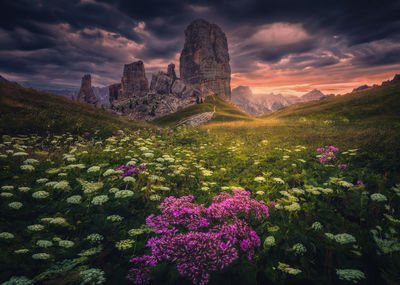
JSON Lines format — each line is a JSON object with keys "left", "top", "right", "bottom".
{"left": 1, "top": 0, "right": 400, "bottom": 95}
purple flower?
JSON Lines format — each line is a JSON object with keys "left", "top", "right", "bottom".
{"left": 128, "top": 191, "right": 269, "bottom": 284}
{"left": 83, "top": 132, "right": 90, "bottom": 137}
{"left": 115, "top": 164, "right": 146, "bottom": 178}
{"left": 338, "top": 164, "right": 347, "bottom": 169}
{"left": 357, "top": 180, "right": 364, "bottom": 185}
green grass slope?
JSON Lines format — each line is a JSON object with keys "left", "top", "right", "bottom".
{"left": 0, "top": 82, "right": 148, "bottom": 136}
{"left": 260, "top": 81, "right": 400, "bottom": 124}
{"left": 153, "top": 94, "right": 252, "bottom": 126}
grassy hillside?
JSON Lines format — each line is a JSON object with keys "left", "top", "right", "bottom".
{"left": 260, "top": 81, "right": 400, "bottom": 125}
{"left": 153, "top": 94, "right": 252, "bottom": 126}
{"left": 0, "top": 82, "right": 149, "bottom": 136}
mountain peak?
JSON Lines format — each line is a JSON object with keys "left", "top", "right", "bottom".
{"left": 301, "top": 89, "right": 325, "bottom": 100}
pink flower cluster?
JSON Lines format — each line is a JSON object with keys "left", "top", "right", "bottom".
{"left": 316, "top": 145, "right": 339, "bottom": 164}
{"left": 115, "top": 164, "right": 147, "bottom": 178}
{"left": 128, "top": 189, "right": 269, "bottom": 285}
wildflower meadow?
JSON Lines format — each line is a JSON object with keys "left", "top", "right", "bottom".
{"left": 0, "top": 126, "right": 399, "bottom": 284}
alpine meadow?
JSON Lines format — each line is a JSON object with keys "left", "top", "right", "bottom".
{"left": 1, "top": 1, "right": 400, "bottom": 284}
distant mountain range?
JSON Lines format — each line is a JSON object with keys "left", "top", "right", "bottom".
{"left": 231, "top": 86, "right": 335, "bottom": 116}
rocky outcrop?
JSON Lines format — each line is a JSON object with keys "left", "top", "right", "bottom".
{"left": 109, "top": 83, "right": 122, "bottom": 103}
{"left": 120, "top": 61, "right": 149, "bottom": 99}
{"left": 107, "top": 19, "right": 232, "bottom": 121}
{"left": 177, "top": 112, "right": 214, "bottom": 126}
{"left": 150, "top": 71, "right": 174, "bottom": 95}
{"left": 109, "top": 63, "right": 201, "bottom": 121}
{"left": 77, "top": 74, "right": 98, "bottom": 105}
{"left": 382, "top": 74, "right": 400, "bottom": 85}
{"left": 167, "top": 63, "right": 177, "bottom": 79}
{"left": 352, "top": 85, "right": 371, "bottom": 93}
{"left": 180, "top": 19, "right": 231, "bottom": 101}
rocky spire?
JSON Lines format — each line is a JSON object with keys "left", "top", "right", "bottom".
{"left": 167, "top": 63, "right": 177, "bottom": 79}
{"left": 77, "top": 74, "right": 98, "bottom": 105}
{"left": 179, "top": 19, "right": 231, "bottom": 101}
{"left": 121, "top": 60, "right": 149, "bottom": 98}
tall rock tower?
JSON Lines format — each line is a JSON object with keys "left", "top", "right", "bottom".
{"left": 180, "top": 19, "right": 231, "bottom": 101}
{"left": 109, "top": 60, "right": 149, "bottom": 104}
{"left": 77, "top": 74, "right": 98, "bottom": 105}
{"left": 121, "top": 61, "right": 149, "bottom": 98}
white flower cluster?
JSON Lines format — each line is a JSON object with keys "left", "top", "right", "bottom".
{"left": 1, "top": 276, "right": 34, "bottom": 285}
{"left": 32, "top": 253, "right": 50, "bottom": 260}
{"left": 1, "top": 185, "right": 14, "bottom": 191}
{"left": 115, "top": 239, "right": 135, "bottom": 251}
{"left": 18, "top": 186, "right": 31, "bottom": 192}
{"left": 123, "top": 176, "right": 136, "bottom": 183}
{"left": 149, "top": 194, "right": 161, "bottom": 201}
{"left": 27, "top": 224, "right": 44, "bottom": 231}
{"left": 106, "top": 215, "right": 124, "bottom": 222}
{"left": 336, "top": 269, "right": 366, "bottom": 282}
{"left": 87, "top": 166, "right": 101, "bottom": 173}
{"left": 53, "top": 180, "right": 71, "bottom": 191}
{"left": 273, "top": 177, "right": 285, "bottom": 184}
{"left": 292, "top": 243, "right": 307, "bottom": 255}
{"left": 36, "top": 178, "right": 49, "bottom": 184}
{"left": 86, "top": 233, "right": 104, "bottom": 243}
{"left": 9, "top": 201, "right": 23, "bottom": 210}
{"left": 32, "top": 191, "right": 49, "bottom": 199}
{"left": 284, "top": 202, "right": 301, "bottom": 212}
{"left": 263, "top": 236, "right": 276, "bottom": 249}
{"left": 20, "top": 164, "right": 35, "bottom": 171}
{"left": 14, "top": 249, "right": 29, "bottom": 254}
{"left": 370, "top": 193, "right": 387, "bottom": 202}
{"left": 36, "top": 240, "right": 53, "bottom": 248}
{"left": 41, "top": 217, "right": 68, "bottom": 226}
{"left": 58, "top": 240, "right": 74, "bottom": 248}
{"left": 114, "top": 190, "right": 134, "bottom": 199}
{"left": 254, "top": 176, "right": 266, "bottom": 183}
{"left": 91, "top": 195, "right": 109, "bottom": 205}
{"left": 0, "top": 232, "right": 14, "bottom": 239}
{"left": 276, "top": 262, "right": 302, "bottom": 275}
{"left": 325, "top": 233, "right": 357, "bottom": 244}
{"left": 66, "top": 195, "right": 82, "bottom": 204}
{"left": 80, "top": 268, "right": 106, "bottom": 284}
{"left": 311, "top": 221, "right": 323, "bottom": 231}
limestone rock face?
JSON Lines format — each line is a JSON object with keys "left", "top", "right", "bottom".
{"left": 180, "top": 19, "right": 231, "bottom": 100}
{"left": 167, "top": 63, "right": 177, "bottom": 79}
{"left": 109, "top": 83, "right": 122, "bottom": 103}
{"left": 77, "top": 74, "right": 98, "bottom": 105}
{"left": 120, "top": 61, "right": 149, "bottom": 99}
{"left": 150, "top": 72, "right": 173, "bottom": 95}
{"left": 171, "top": 79, "right": 185, "bottom": 95}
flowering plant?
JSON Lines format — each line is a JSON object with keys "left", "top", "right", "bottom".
{"left": 128, "top": 189, "right": 269, "bottom": 284}
{"left": 316, "top": 146, "right": 338, "bottom": 164}
{"left": 115, "top": 164, "right": 147, "bottom": 178}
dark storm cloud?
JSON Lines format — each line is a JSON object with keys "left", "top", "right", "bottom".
{"left": 0, "top": 0, "right": 399, "bottom": 88}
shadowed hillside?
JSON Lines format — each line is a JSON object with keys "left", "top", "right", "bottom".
{"left": 0, "top": 82, "right": 149, "bottom": 136}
